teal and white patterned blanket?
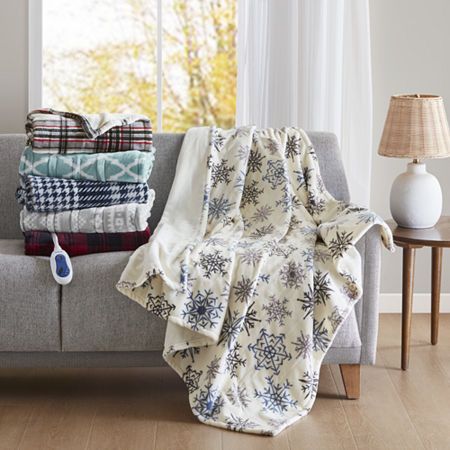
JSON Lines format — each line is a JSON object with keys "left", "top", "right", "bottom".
{"left": 117, "top": 127, "right": 393, "bottom": 436}
{"left": 19, "top": 146, "right": 155, "bottom": 183}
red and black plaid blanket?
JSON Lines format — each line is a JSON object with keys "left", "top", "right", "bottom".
{"left": 26, "top": 109, "right": 153, "bottom": 153}
{"left": 24, "top": 228, "right": 150, "bottom": 257}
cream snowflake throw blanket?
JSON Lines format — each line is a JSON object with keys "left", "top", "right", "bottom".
{"left": 117, "top": 126, "right": 393, "bottom": 436}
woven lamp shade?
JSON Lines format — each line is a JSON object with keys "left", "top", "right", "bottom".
{"left": 378, "top": 94, "right": 450, "bottom": 159}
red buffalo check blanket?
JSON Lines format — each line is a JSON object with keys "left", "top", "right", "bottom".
{"left": 26, "top": 109, "right": 152, "bottom": 153}
{"left": 24, "top": 227, "right": 151, "bottom": 257}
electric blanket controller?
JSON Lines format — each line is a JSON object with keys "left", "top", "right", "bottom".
{"left": 50, "top": 233, "right": 73, "bottom": 285}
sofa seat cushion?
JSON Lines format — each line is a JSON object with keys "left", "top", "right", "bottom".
{"left": 0, "top": 239, "right": 60, "bottom": 351}
{"left": 61, "top": 248, "right": 361, "bottom": 352}
{"left": 0, "top": 239, "right": 361, "bottom": 354}
{"left": 61, "top": 251, "right": 166, "bottom": 351}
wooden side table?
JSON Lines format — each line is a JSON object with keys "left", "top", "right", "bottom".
{"left": 387, "top": 217, "right": 450, "bottom": 370}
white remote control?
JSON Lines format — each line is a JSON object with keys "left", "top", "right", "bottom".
{"left": 50, "top": 233, "right": 73, "bottom": 285}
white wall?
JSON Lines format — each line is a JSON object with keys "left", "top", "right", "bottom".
{"left": 370, "top": 0, "right": 450, "bottom": 295}
{"left": 0, "top": 0, "right": 28, "bottom": 133}
{"left": 1, "top": 0, "right": 449, "bottom": 296}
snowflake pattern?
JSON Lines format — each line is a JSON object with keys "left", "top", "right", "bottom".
{"left": 173, "top": 347, "right": 200, "bottom": 363}
{"left": 301, "top": 248, "right": 315, "bottom": 270}
{"left": 232, "top": 127, "right": 251, "bottom": 139}
{"left": 299, "top": 370, "right": 319, "bottom": 400}
{"left": 356, "top": 210, "right": 376, "bottom": 224}
{"left": 263, "top": 160, "right": 287, "bottom": 189}
{"left": 328, "top": 306, "right": 345, "bottom": 332}
{"left": 182, "top": 365, "right": 203, "bottom": 393}
{"left": 314, "top": 246, "right": 331, "bottom": 264}
{"left": 291, "top": 331, "right": 313, "bottom": 359}
{"left": 265, "top": 138, "right": 281, "bottom": 155}
{"left": 211, "top": 128, "right": 226, "bottom": 152}
{"left": 199, "top": 250, "right": 231, "bottom": 278}
{"left": 226, "top": 383, "right": 250, "bottom": 408}
{"left": 234, "top": 169, "right": 246, "bottom": 192}
{"left": 145, "top": 293, "right": 175, "bottom": 319}
{"left": 226, "top": 414, "right": 259, "bottom": 432}
{"left": 314, "top": 270, "right": 333, "bottom": 305}
{"left": 250, "top": 224, "right": 275, "bottom": 239}
{"left": 140, "top": 269, "right": 160, "bottom": 290}
{"left": 241, "top": 180, "right": 264, "bottom": 207}
{"left": 181, "top": 289, "right": 224, "bottom": 330}
{"left": 258, "top": 273, "right": 271, "bottom": 284}
{"left": 205, "top": 356, "right": 222, "bottom": 383}
{"left": 192, "top": 383, "right": 224, "bottom": 421}
{"left": 312, "top": 318, "right": 330, "bottom": 352}
{"left": 204, "top": 236, "right": 227, "bottom": 247}
{"left": 236, "top": 144, "right": 251, "bottom": 161}
{"left": 251, "top": 204, "right": 274, "bottom": 222}
{"left": 299, "top": 284, "right": 315, "bottom": 319}
{"left": 285, "top": 134, "right": 302, "bottom": 160}
{"left": 248, "top": 329, "right": 291, "bottom": 375}
{"left": 279, "top": 261, "right": 306, "bottom": 289}
{"left": 255, "top": 376, "right": 297, "bottom": 414}
{"left": 225, "top": 343, "right": 246, "bottom": 378}
{"left": 233, "top": 276, "right": 256, "bottom": 303}
{"left": 247, "top": 148, "right": 265, "bottom": 173}
{"left": 262, "top": 296, "right": 292, "bottom": 326}
{"left": 211, "top": 159, "right": 235, "bottom": 187}
{"left": 329, "top": 230, "right": 354, "bottom": 259}
{"left": 219, "top": 309, "right": 244, "bottom": 348}
{"left": 240, "top": 247, "right": 264, "bottom": 266}
{"left": 340, "top": 271, "right": 360, "bottom": 300}
{"left": 117, "top": 125, "right": 393, "bottom": 434}
{"left": 307, "top": 192, "right": 326, "bottom": 216}
{"left": 276, "top": 185, "right": 300, "bottom": 213}
{"left": 265, "top": 240, "right": 297, "bottom": 258}
{"left": 294, "top": 167, "right": 313, "bottom": 190}
{"left": 208, "top": 195, "right": 234, "bottom": 222}
{"left": 242, "top": 301, "right": 261, "bottom": 335}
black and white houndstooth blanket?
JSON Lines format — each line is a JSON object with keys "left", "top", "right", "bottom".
{"left": 17, "top": 175, "right": 150, "bottom": 212}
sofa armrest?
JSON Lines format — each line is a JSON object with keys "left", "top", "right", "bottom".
{"left": 354, "top": 225, "right": 382, "bottom": 365}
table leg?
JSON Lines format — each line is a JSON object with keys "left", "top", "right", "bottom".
{"left": 431, "top": 247, "right": 443, "bottom": 345}
{"left": 402, "top": 247, "right": 415, "bottom": 370}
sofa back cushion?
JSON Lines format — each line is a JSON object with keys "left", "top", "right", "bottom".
{"left": 0, "top": 134, "right": 27, "bottom": 239}
{"left": 0, "top": 131, "right": 349, "bottom": 239}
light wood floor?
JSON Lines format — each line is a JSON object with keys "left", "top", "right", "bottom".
{"left": 1, "top": 314, "right": 449, "bottom": 450}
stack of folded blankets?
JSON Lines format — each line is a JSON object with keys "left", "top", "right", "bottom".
{"left": 17, "top": 109, "right": 155, "bottom": 256}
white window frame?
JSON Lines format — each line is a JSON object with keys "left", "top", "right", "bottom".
{"left": 28, "top": 0, "right": 164, "bottom": 131}
{"left": 28, "top": 0, "right": 43, "bottom": 112}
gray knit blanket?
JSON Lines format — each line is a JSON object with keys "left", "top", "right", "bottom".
{"left": 20, "top": 193, "right": 154, "bottom": 233}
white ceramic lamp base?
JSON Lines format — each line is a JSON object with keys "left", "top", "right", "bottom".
{"left": 390, "top": 162, "right": 442, "bottom": 229}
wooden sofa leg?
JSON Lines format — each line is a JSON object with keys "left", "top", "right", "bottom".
{"left": 339, "top": 364, "right": 360, "bottom": 399}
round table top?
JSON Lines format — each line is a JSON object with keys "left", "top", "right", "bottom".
{"left": 386, "top": 217, "right": 450, "bottom": 247}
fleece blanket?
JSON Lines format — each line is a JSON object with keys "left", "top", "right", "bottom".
{"left": 19, "top": 146, "right": 155, "bottom": 183}
{"left": 24, "top": 228, "right": 150, "bottom": 257}
{"left": 26, "top": 109, "right": 152, "bottom": 153}
{"left": 17, "top": 175, "right": 149, "bottom": 213}
{"left": 117, "top": 126, "right": 393, "bottom": 436}
{"left": 20, "top": 194, "right": 154, "bottom": 233}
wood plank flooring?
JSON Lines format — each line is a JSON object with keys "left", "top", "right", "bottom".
{"left": 0, "top": 314, "right": 449, "bottom": 450}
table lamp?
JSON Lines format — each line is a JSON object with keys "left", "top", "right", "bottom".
{"left": 378, "top": 94, "right": 450, "bottom": 228}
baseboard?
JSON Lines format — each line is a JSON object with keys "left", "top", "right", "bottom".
{"left": 379, "top": 293, "right": 450, "bottom": 313}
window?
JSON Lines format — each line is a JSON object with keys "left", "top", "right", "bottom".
{"left": 36, "top": 0, "right": 237, "bottom": 132}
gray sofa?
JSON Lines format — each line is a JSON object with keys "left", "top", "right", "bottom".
{"left": 0, "top": 132, "right": 381, "bottom": 398}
